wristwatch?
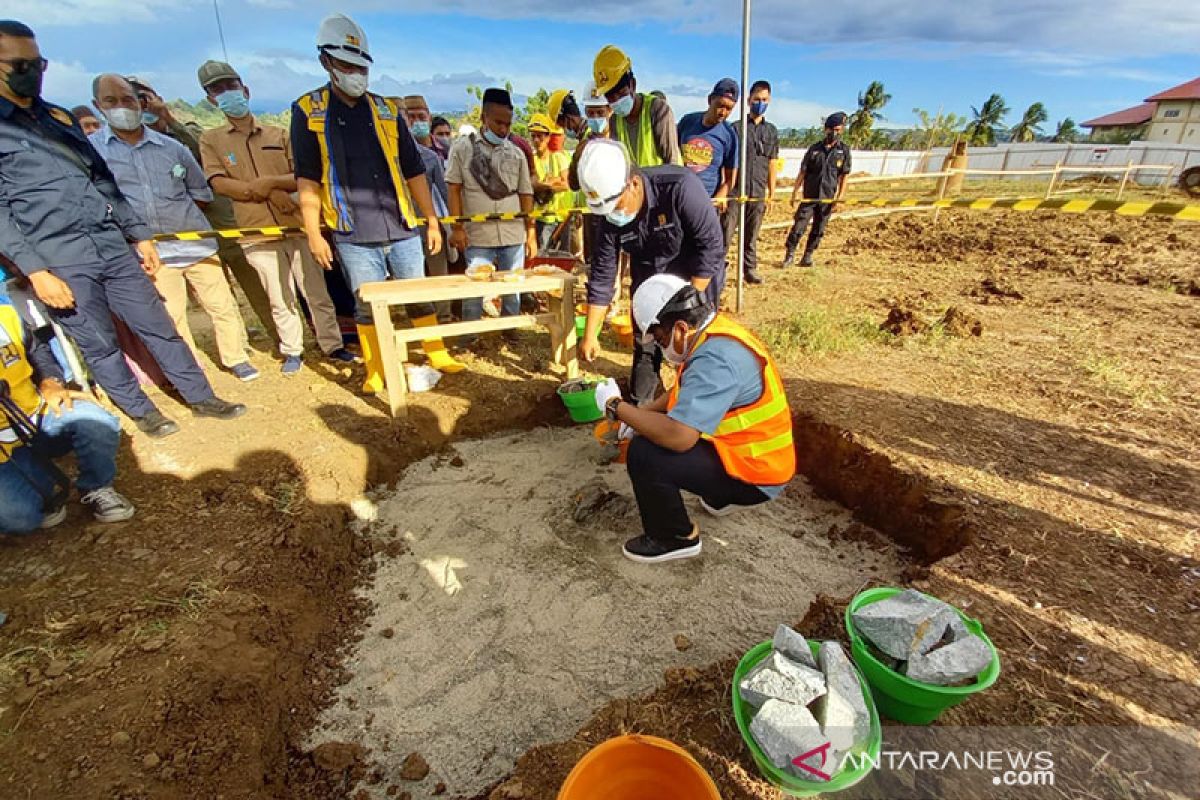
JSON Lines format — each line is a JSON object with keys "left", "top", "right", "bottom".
{"left": 605, "top": 397, "right": 622, "bottom": 421}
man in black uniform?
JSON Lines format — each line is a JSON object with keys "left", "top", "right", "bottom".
{"left": 783, "top": 112, "right": 851, "bottom": 268}
{"left": 729, "top": 79, "right": 779, "bottom": 285}
{"left": 576, "top": 138, "right": 725, "bottom": 405}
{"left": 0, "top": 20, "right": 245, "bottom": 437}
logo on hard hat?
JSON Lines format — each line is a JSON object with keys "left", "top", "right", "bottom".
{"left": 346, "top": 34, "right": 360, "bottom": 45}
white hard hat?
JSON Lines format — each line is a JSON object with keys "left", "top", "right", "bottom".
{"left": 632, "top": 274, "right": 691, "bottom": 342}
{"left": 581, "top": 80, "right": 607, "bottom": 109}
{"left": 458, "top": 123, "right": 478, "bottom": 137}
{"left": 577, "top": 139, "right": 631, "bottom": 215}
{"left": 317, "top": 14, "right": 372, "bottom": 67}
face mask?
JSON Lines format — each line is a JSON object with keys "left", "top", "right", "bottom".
{"left": 4, "top": 60, "right": 44, "bottom": 100}
{"left": 410, "top": 120, "right": 431, "bottom": 139}
{"left": 434, "top": 134, "right": 452, "bottom": 150}
{"left": 586, "top": 117, "right": 607, "bottom": 135}
{"left": 216, "top": 89, "right": 250, "bottom": 118}
{"left": 610, "top": 94, "right": 635, "bottom": 118}
{"left": 331, "top": 68, "right": 368, "bottom": 98}
{"left": 482, "top": 128, "right": 506, "bottom": 146}
{"left": 141, "top": 111, "right": 160, "bottom": 126}
{"left": 605, "top": 207, "right": 636, "bottom": 227}
{"left": 662, "top": 325, "right": 688, "bottom": 365}
{"left": 750, "top": 101, "right": 768, "bottom": 117}
{"left": 566, "top": 129, "right": 578, "bottom": 141}
{"left": 104, "top": 107, "right": 142, "bottom": 131}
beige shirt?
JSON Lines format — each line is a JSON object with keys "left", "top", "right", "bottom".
{"left": 199, "top": 117, "right": 299, "bottom": 228}
{"left": 445, "top": 134, "right": 532, "bottom": 248}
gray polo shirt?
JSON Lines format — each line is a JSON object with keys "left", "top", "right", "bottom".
{"left": 90, "top": 126, "right": 217, "bottom": 268}
{"left": 445, "top": 134, "right": 532, "bottom": 248}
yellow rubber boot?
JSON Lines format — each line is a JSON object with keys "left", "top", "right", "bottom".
{"left": 412, "top": 314, "right": 465, "bottom": 374}
{"left": 356, "top": 324, "right": 386, "bottom": 395}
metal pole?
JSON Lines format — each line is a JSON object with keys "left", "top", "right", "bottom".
{"left": 735, "top": 0, "right": 751, "bottom": 313}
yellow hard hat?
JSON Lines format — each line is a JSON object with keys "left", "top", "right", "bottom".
{"left": 547, "top": 89, "right": 571, "bottom": 123}
{"left": 593, "top": 45, "right": 632, "bottom": 95}
{"left": 528, "top": 112, "right": 562, "bottom": 135}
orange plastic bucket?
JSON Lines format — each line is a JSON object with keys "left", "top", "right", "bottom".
{"left": 610, "top": 314, "right": 635, "bottom": 348}
{"left": 557, "top": 735, "right": 720, "bottom": 800}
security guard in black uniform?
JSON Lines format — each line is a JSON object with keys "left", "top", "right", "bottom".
{"left": 576, "top": 138, "right": 725, "bottom": 405}
{"left": 783, "top": 112, "right": 852, "bottom": 268}
{"left": 0, "top": 20, "right": 244, "bottom": 437}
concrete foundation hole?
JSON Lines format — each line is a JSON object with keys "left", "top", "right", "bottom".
{"left": 310, "top": 427, "right": 908, "bottom": 798}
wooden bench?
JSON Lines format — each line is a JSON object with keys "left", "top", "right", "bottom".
{"left": 358, "top": 272, "right": 579, "bottom": 418}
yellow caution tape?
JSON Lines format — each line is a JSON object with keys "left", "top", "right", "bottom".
{"left": 151, "top": 195, "right": 1200, "bottom": 241}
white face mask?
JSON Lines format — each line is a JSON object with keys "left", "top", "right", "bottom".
{"left": 103, "top": 107, "right": 142, "bottom": 132}
{"left": 662, "top": 324, "right": 688, "bottom": 365}
{"left": 331, "top": 68, "right": 368, "bottom": 98}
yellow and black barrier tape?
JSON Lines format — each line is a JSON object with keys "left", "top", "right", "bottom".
{"left": 152, "top": 195, "right": 1200, "bottom": 241}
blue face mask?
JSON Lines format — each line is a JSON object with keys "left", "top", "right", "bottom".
{"left": 410, "top": 120, "right": 431, "bottom": 139}
{"left": 141, "top": 111, "right": 159, "bottom": 126}
{"left": 750, "top": 101, "right": 768, "bottom": 117}
{"left": 586, "top": 117, "right": 607, "bottom": 135}
{"left": 606, "top": 207, "right": 636, "bottom": 227}
{"left": 610, "top": 94, "right": 635, "bottom": 118}
{"left": 482, "top": 128, "right": 506, "bottom": 146}
{"left": 215, "top": 89, "right": 250, "bottom": 118}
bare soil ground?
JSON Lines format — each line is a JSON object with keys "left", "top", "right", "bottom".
{"left": 2, "top": 199, "right": 1197, "bottom": 800}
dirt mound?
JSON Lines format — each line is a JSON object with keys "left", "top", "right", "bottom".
{"left": 938, "top": 307, "right": 983, "bottom": 337}
{"left": 880, "top": 305, "right": 929, "bottom": 336}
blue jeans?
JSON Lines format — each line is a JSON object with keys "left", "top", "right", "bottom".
{"left": 335, "top": 237, "right": 435, "bottom": 325}
{"left": 0, "top": 400, "right": 122, "bottom": 534}
{"left": 463, "top": 244, "right": 524, "bottom": 320}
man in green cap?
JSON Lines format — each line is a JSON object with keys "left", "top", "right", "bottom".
{"left": 197, "top": 59, "right": 356, "bottom": 375}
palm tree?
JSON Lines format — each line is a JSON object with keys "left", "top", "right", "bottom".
{"left": 847, "top": 81, "right": 891, "bottom": 147}
{"left": 1009, "top": 102, "right": 1048, "bottom": 143}
{"left": 964, "top": 94, "right": 1010, "bottom": 146}
{"left": 1052, "top": 118, "right": 1080, "bottom": 143}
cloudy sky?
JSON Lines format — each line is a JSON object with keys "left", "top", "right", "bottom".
{"left": 13, "top": 0, "right": 1200, "bottom": 129}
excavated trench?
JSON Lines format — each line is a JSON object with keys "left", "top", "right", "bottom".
{"left": 299, "top": 411, "right": 975, "bottom": 799}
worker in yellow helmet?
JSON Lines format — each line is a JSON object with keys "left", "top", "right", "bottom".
{"left": 592, "top": 45, "right": 681, "bottom": 168}
{"left": 527, "top": 113, "right": 572, "bottom": 251}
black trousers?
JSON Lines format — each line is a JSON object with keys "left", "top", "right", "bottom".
{"left": 723, "top": 200, "right": 768, "bottom": 273}
{"left": 627, "top": 436, "right": 769, "bottom": 540}
{"left": 630, "top": 338, "right": 663, "bottom": 406}
{"left": 50, "top": 253, "right": 214, "bottom": 418}
{"left": 784, "top": 201, "right": 833, "bottom": 255}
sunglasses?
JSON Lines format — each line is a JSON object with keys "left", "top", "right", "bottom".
{"left": 0, "top": 57, "right": 48, "bottom": 75}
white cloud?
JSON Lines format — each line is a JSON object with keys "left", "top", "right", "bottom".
{"left": 9, "top": 0, "right": 195, "bottom": 26}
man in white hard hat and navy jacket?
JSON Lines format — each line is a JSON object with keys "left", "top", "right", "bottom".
{"left": 576, "top": 138, "right": 725, "bottom": 406}
{"left": 591, "top": 274, "right": 796, "bottom": 563}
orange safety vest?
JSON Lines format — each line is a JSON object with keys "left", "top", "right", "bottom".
{"left": 667, "top": 314, "right": 796, "bottom": 486}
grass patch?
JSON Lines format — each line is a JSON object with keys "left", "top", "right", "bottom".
{"left": 761, "top": 303, "right": 892, "bottom": 359}
{"left": 1078, "top": 353, "right": 1168, "bottom": 406}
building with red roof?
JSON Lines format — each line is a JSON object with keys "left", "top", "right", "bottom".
{"left": 1144, "top": 77, "right": 1200, "bottom": 144}
{"left": 1081, "top": 77, "right": 1199, "bottom": 144}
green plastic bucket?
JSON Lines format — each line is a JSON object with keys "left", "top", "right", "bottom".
{"left": 575, "top": 315, "right": 587, "bottom": 341}
{"left": 845, "top": 587, "right": 1001, "bottom": 724}
{"left": 732, "top": 640, "right": 882, "bottom": 797}
{"left": 558, "top": 380, "right": 603, "bottom": 423}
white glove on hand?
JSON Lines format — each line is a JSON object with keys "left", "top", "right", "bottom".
{"left": 593, "top": 378, "right": 622, "bottom": 418}
{"left": 617, "top": 422, "right": 635, "bottom": 440}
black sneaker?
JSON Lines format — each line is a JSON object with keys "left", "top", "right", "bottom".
{"left": 781, "top": 251, "right": 795, "bottom": 269}
{"left": 134, "top": 410, "right": 180, "bottom": 438}
{"left": 800, "top": 252, "right": 815, "bottom": 267}
{"left": 622, "top": 533, "right": 703, "bottom": 563}
{"left": 744, "top": 268, "right": 763, "bottom": 285}
{"left": 190, "top": 398, "right": 247, "bottom": 420}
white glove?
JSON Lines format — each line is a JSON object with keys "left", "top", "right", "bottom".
{"left": 617, "top": 422, "right": 635, "bottom": 440}
{"left": 593, "top": 378, "right": 622, "bottom": 418}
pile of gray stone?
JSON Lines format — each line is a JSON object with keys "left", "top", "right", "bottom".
{"left": 741, "top": 625, "right": 872, "bottom": 782}
{"left": 851, "top": 589, "right": 992, "bottom": 686}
